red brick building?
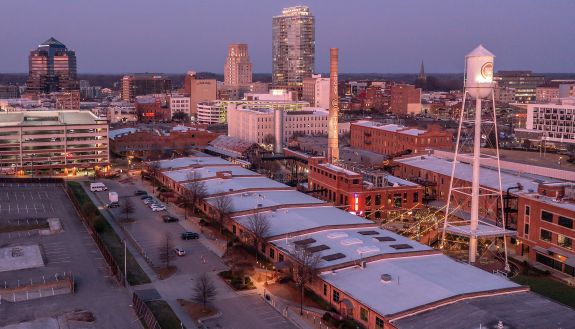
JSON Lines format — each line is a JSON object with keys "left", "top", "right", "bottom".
{"left": 110, "top": 128, "right": 220, "bottom": 158}
{"left": 515, "top": 183, "right": 575, "bottom": 279}
{"left": 350, "top": 121, "right": 452, "bottom": 156}
{"left": 135, "top": 95, "right": 171, "bottom": 122}
{"left": 390, "top": 84, "right": 421, "bottom": 115}
{"left": 308, "top": 162, "right": 423, "bottom": 220}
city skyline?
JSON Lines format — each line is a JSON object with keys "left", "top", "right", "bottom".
{"left": 0, "top": 0, "right": 574, "bottom": 74}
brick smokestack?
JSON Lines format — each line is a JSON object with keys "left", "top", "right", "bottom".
{"left": 327, "top": 48, "right": 339, "bottom": 163}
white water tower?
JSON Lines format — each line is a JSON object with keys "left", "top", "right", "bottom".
{"left": 441, "top": 45, "right": 514, "bottom": 269}
{"left": 465, "top": 45, "right": 495, "bottom": 99}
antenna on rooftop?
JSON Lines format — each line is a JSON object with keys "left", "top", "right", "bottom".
{"left": 440, "top": 45, "right": 514, "bottom": 271}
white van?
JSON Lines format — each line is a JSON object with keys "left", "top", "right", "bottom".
{"left": 90, "top": 182, "right": 108, "bottom": 192}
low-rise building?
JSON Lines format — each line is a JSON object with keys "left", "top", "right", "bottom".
{"left": 390, "top": 84, "right": 421, "bottom": 115}
{"left": 308, "top": 162, "right": 423, "bottom": 220}
{"left": 350, "top": 121, "right": 452, "bottom": 156}
{"left": 169, "top": 94, "right": 191, "bottom": 118}
{"left": 0, "top": 111, "right": 109, "bottom": 176}
{"left": 525, "top": 98, "right": 575, "bottom": 144}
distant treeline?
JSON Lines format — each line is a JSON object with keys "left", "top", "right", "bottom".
{"left": 2, "top": 72, "right": 574, "bottom": 92}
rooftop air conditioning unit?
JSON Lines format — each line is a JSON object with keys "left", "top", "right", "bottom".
{"left": 360, "top": 261, "right": 367, "bottom": 269}
{"left": 380, "top": 274, "right": 392, "bottom": 283}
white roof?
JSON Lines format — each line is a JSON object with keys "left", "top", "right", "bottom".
{"left": 163, "top": 166, "right": 258, "bottom": 182}
{"left": 319, "top": 163, "right": 360, "bottom": 176}
{"left": 108, "top": 127, "right": 137, "bottom": 140}
{"left": 205, "top": 190, "right": 325, "bottom": 213}
{"left": 353, "top": 121, "right": 427, "bottom": 136}
{"left": 320, "top": 254, "right": 518, "bottom": 317}
{"left": 466, "top": 44, "right": 495, "bottom": 58}
{"left": 193, "top": 176, "right": 289, "bottom": 196}
{"left": 271, "top": 227, "right": 432, "bottom": 268}
{"left": 157, "top": 156, "right": 232, "bottom": 170}
{"left": 396, "top": 155, "right": 562, "bottom": 192}
{"left": 233, "top": 206, "right": 370, "bottom": 238}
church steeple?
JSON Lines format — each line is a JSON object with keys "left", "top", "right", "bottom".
{"left": 418, "top": 60, "right": 426, "bottom": 81}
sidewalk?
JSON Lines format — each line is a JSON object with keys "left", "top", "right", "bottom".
{"left": 262, "top": 288, "right": 330, "bottom": 329}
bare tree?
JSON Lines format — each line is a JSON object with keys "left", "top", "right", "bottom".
{"left": 158, "top": 233, "right": 175, "bottom": 269}
{"left": 146, "top": 161, "right": 161, "bottom": 195}
{"left": 211, "top": 195, "right": 234, "bottom": 234}
{"left": 182, "top": 171, "right": 207, "bottom": 218}
{"left": 244, "top": 212, "right": 271, "bottom": 261}
{"left": 121, "top": 198, "right": 135, "bottom": 223}
{"left": 192, "top": 273, "right": 217, "bottom": 310}
{"left": 288, "top": 246, "right": 322, "bottom": 315}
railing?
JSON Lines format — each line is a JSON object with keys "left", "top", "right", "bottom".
{"left": 132, "top": 293, "right": 162, "bottom": 329}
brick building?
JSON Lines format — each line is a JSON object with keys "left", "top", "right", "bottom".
{"left": 110, "top": 127, "right": 219, "bottom": 158}
{"left": 390, "top": 84, "right": 421, "bottom": 115}
{"left": 350, "top": 121, "right": 452, "bottom": 156}
{"left": 308, "top": 162, "right": 423, "bottom": 220}
{"left": 135, "top": 95, "right": 171, "bottom": 122}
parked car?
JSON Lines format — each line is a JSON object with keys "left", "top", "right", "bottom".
{"left": 151, "top": 205, "right": 167, "bottom": 212}
{"left": 107, "top": 202, "right": 120, "bottom": 208}
{"left": 174, "top": 247, "right": 186, "bottom": 256}
{"left": 134, "top": 190, "right": 147, "bottom": 196}
{"left": 162, "top": 215, "right": 179, "bottom": 223}
{"left": 143, "top": 198, "right": 155, "bottom": 205}
{"left": 141, "top": 195, "right": 153, "bottom": 200}
{"left": 181, "top": 232, "right": 199, "bottom": 240}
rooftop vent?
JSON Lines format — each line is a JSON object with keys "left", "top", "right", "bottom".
{"left": 357, "top": 230, "right": 379, "bottom": 236}
{"left": 307, "top": 244, "right": 330, "bottom": 253}
{"left": 321, "top": 253, "right": 346, "bottom": 262}
{"left": 293, "top": 238, "right": 316, "bottom": 246}
{"left": 357, "top": 246, "right": 380, "bottom": 254}
{"left": 380, "top": 274, "right": 392, "bottom": 283}
{"left": 374, "top": 236, "right": 396, "bottom": 242}
{"left": 390, "top": 244, "right": 413, "bottom": 250}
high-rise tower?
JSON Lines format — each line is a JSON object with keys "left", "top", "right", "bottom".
{"left": 26, "top": 37, "right": 78, "bottom": 95}
{"left": 272, "top": 6, "right": 315, "bottom": 95}
{"left": 224, "top": 44, "right": 253, "bottom": 86}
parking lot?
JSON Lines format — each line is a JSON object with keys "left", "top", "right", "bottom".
{"left": 0, "top": 182, "right": 141, "bottom": 329}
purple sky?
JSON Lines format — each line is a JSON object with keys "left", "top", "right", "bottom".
{"left": 2, "top": 0, "right": 574, "bottom": 74}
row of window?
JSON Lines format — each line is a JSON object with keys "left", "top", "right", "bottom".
{"left": 540, "top": 228, "right": 573, "bottom": 249}
{"left": 538, "top": 209, "right": 574, "bottom": 229}
{"left": 324, "top": 285, "right": 384, "bottom": 328}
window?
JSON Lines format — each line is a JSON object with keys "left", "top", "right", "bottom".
{"left": 558, "top": 235, "right": 573, "bottom": 249}
{"left": 333, "top": 290, "right": 340, "bottom": 303}
{"left": 540, "top": 229, "right": 552, "bottom": 242}
{"left": 360, "top": 307, "right": 368, "bottom": 321}
{"left": 366, "top": 196, "right": 372, "bottom": 207}
{"left": 393, "top": 194, "right": 402, "bottom": 208}
{"left": 375, "top": 194, "right": 381, "bottom": 206}
{"left": 541, "top": 211, "right": 553, "bottom": 222}
{"left": 524, "top": 224, "right": 529, "bottom": 235}
{"left": 323, "top": 284, "right": 327, "bottom": 296}
{"left": 269, "top": 248, "right": 275, "bottom": 259}
{"left": 413, "top": 192, "right": 419, "bottom": 203}
{"left": 278, "top": 253, "right": 284, "bottom": 262}
{"left": 375, "top": 317, "right": 384, "bottom": 329}
{"left": 558, "top": 216, "right": 573, "bottom": 229}
{"left": 525, "top": 205, "right": 530, "bottom": 216}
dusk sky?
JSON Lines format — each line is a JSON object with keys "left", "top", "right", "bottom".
{"left": 2, "top": 0, "right": 574, "bottom": 74}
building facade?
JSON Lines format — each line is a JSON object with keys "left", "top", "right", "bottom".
{"left": 308, "top": 162, "right": 423, "bottom": 220}
{"left": 390, "top": 84, "right": 421, "bottom": 115}
{"left": 525, "top": 98, "right": 575, "bottom": 144}
{"left": 227, "top": 105, "right": 349, "bottom": 145}
{"left": 53, "top": 90, "right": 81, "bottom": 110}
{"left": 25, "top": 38, "right": 78, "bottom": 95}
{"left": 224, "top": 44, "right": 253, "bottom": 86}
{"left": 302, "top": 74, "right": 330, "bottom": 109}
{"left": 190, "top": 75, "right": 217, "bottom": 117}
{"left": 536, "top": 85, "right": 560, "bottom": 103}
{"left": 494, "top": 86, "right": 516, "bottom": 104}
{"left": 197, "top": 101, "right": 226, "bottom": 124}
{"left": 169, "top": 94, "right": 191, "bottom": 118}
{"left": 494, "top": 71, "right": 545, "bottom": 103}
{"left": 350, "top": 121, "right": 452, "bottom": 156}
{"left": 0, "top": 85, "right": 20, "bottom": 99}
{"left": 272, "top": 6, "right": 315, "bottom": 93}
{"left": 121, "top": 74, "right": 172, "bottom": 102}
{"left": 0, "top": 111, "right": 109, "bottom": 176}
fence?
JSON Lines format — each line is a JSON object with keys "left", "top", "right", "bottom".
{"left": 0, "top": 272, "right": 74, "bottom": 303}
{"left": 132, "top": 293, "right": 162, "bottom": 329}
{"left": 120, "top": 224, "right": 155, "bottom": 268}
{"left": 0, "top": 177, "right": 65, "bottom": 185}
{"left": 64, "top": 185, "right": 125, "bottom": 286}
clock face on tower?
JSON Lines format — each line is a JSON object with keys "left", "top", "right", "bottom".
{"left": 481, "top": 62, "right": 493, "bottom": 80}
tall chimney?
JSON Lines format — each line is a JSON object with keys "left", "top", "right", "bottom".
{"left": 327, "top": 48, "right": 339, "bottom": 163}
{"left": 274, "top": 108, "right": 284, "bottom": 154}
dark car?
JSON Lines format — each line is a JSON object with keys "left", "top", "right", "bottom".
{"left": 181, "top": 232, "right": 199, "bottom": 240}
{"left": 141, "top": 195, "right": 153, "bottom": 200}
{"left": 107, "top": 202, "right": 120, "bottom": 208}
{"left": 134, "top": 190, "right": 148, "bottom": 196}
{"left": 162, "top": 215, "right": 179, "bottom": 223}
